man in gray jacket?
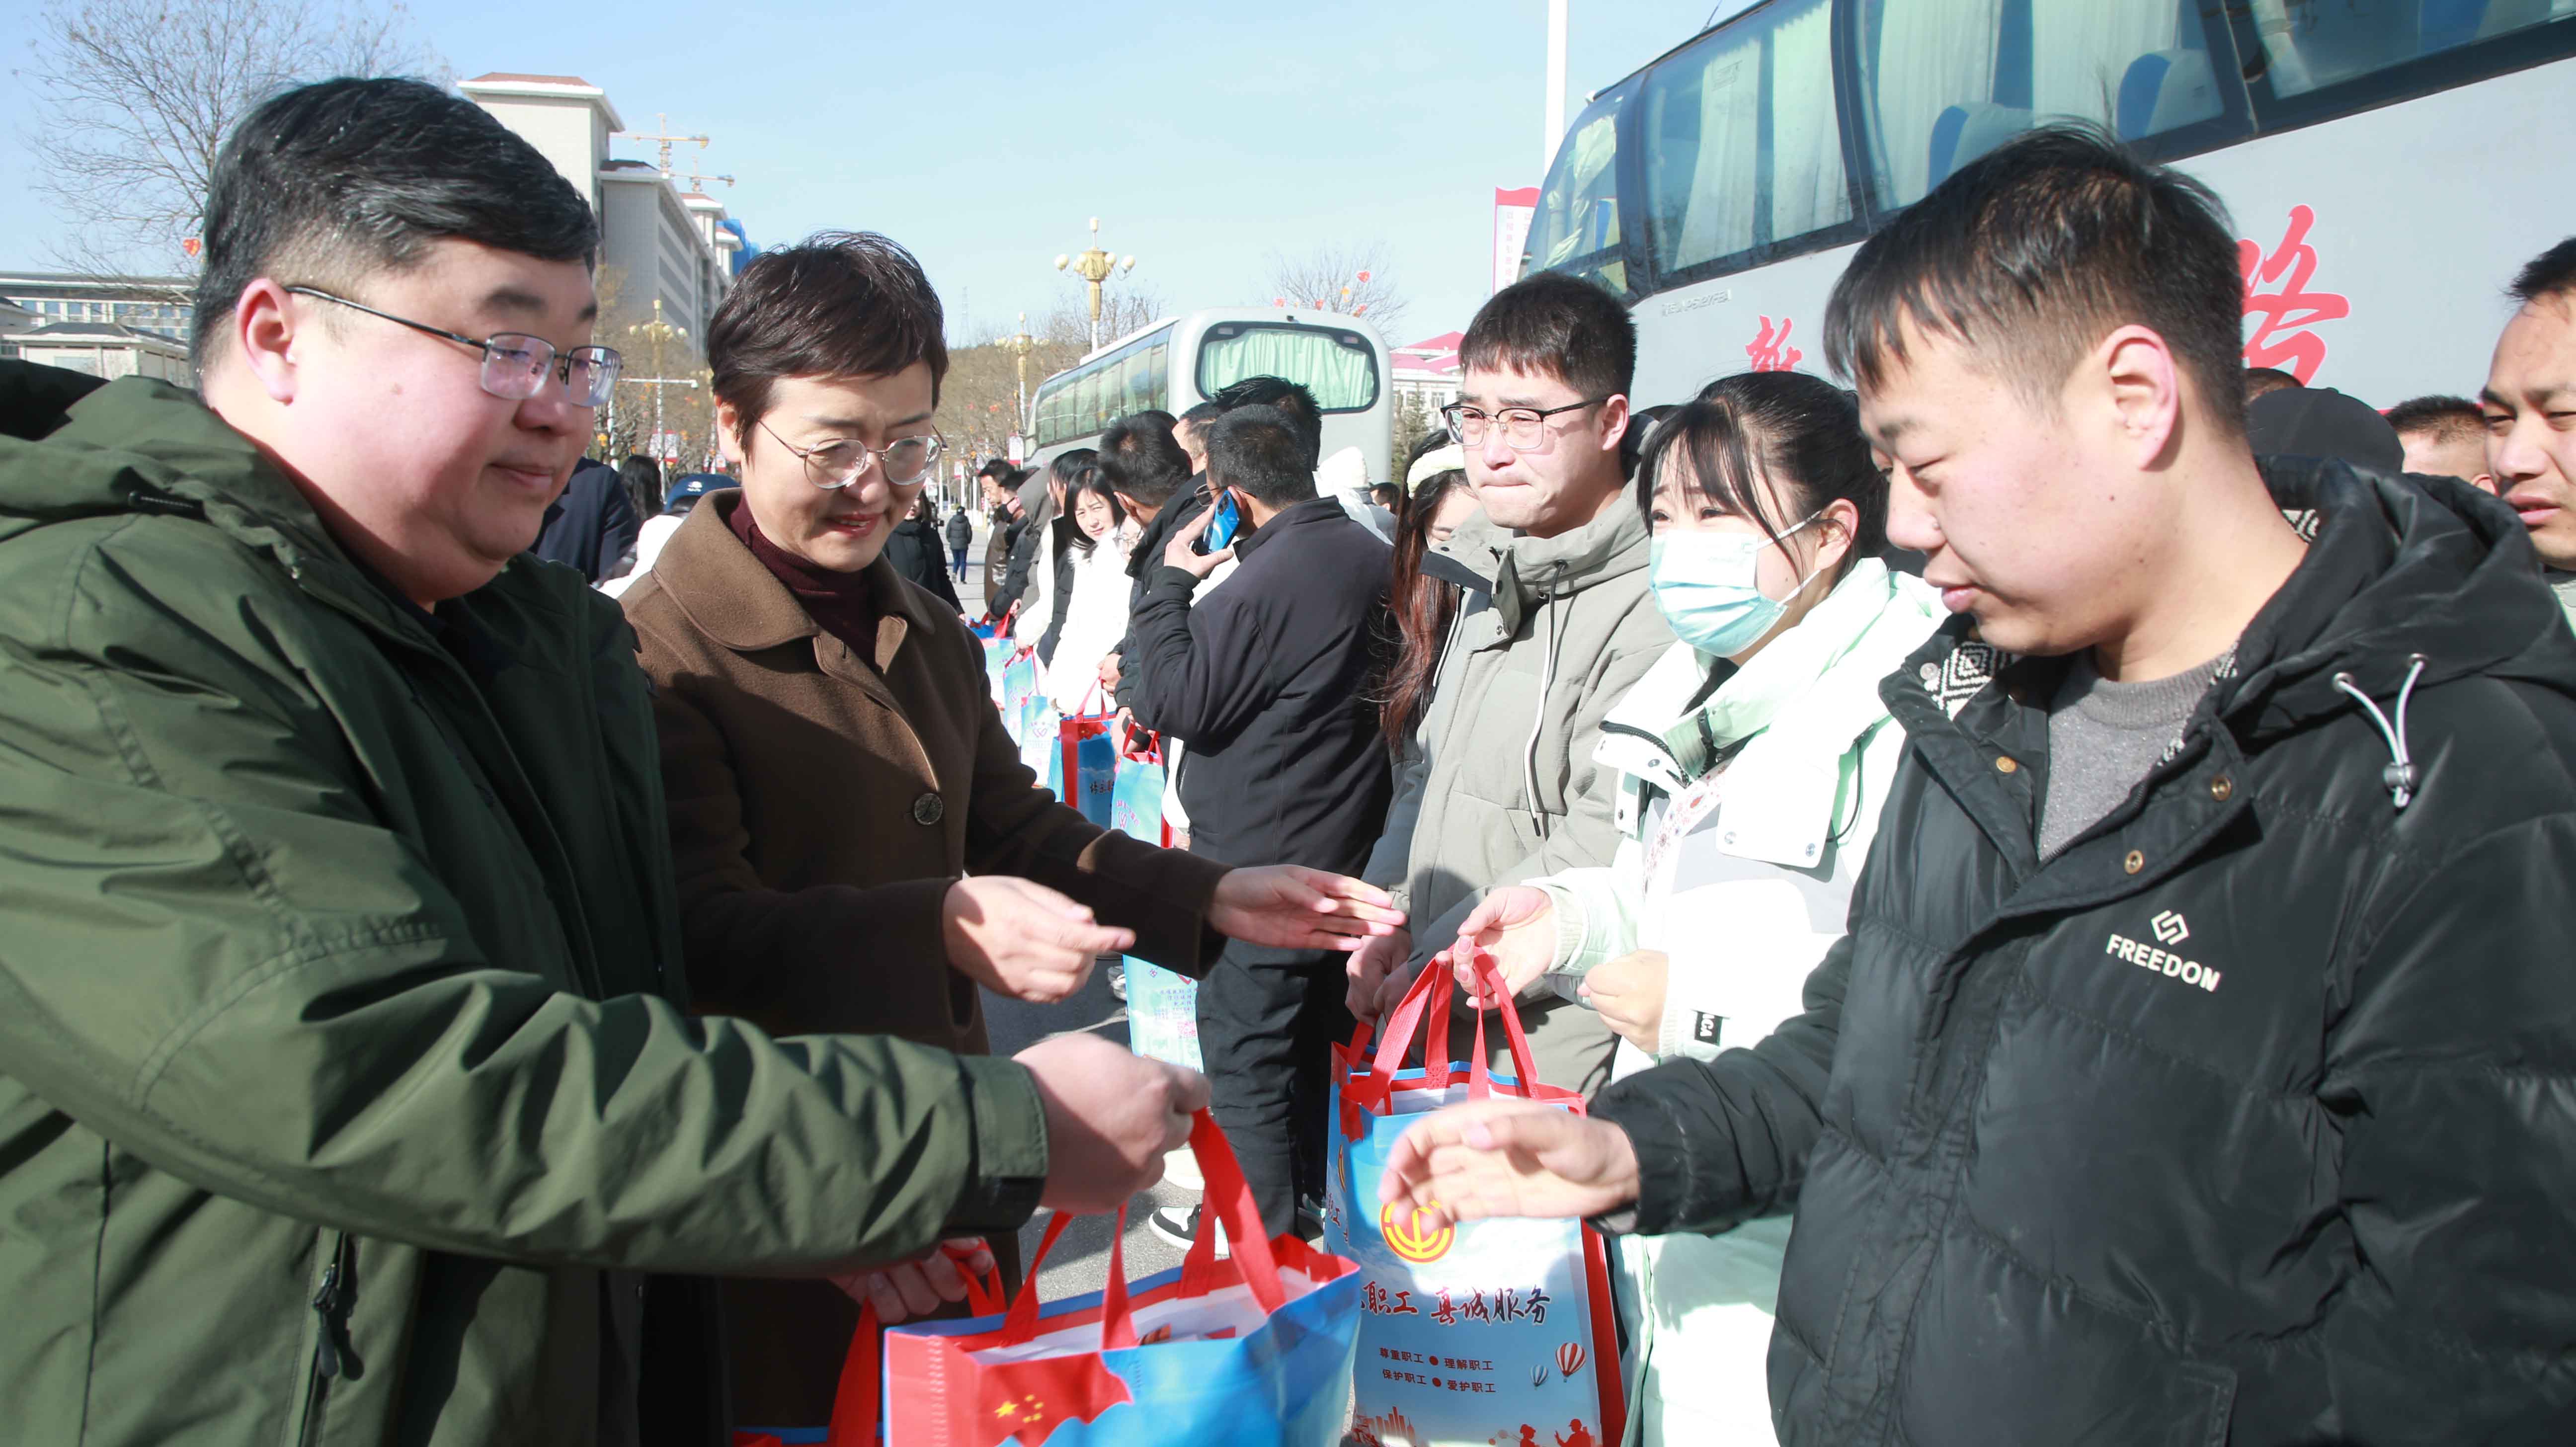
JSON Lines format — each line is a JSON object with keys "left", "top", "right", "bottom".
{"left": 1349, "top": 272, "right": 1673, "bottom": 1094}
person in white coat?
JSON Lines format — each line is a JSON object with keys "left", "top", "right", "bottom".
{"left": 1441, "top": 372, "right": 1943, "bottom": 1445}
{"left": 1047, "top": 471, "right": 1139, "bottom": 715}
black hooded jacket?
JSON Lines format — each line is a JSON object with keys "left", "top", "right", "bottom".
{"left": 1594, "top": 460, "right": 2576, "bottom": 1443}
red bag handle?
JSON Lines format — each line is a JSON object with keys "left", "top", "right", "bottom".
{"left": 827, "top": 1114, "right": 1295, "bottom": 1447}
{"left": 826, "top": 1237, "right": 1009, "bottom": 1447}
{"left": 1464, "top": 952, "right": 1542, "bottom": 1101}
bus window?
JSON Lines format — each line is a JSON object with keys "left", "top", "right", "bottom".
{"left": 1134, "top": 342, "right": 1168, "bottom": 415}
{"left": 1858, "top": 0, "right": 2237, "bottom": 208}
{"left": 1198, "top": 323, "right": 1380, "bottom": 411}
{"left": 2245, "top": 0, "right": 2575, "bottom": 99}
{"left": 1524, "top": 88, "right": 1630, "bottom": 296}
{"left": 1641, "top": 0, "right": 1852, "bottom": 281}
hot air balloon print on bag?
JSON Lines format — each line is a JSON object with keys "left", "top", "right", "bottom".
{"left": 1555, "top": 1341, "right": 1585, "bottom": 1381}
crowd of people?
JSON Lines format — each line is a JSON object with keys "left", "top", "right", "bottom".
{"left": 0, "top": 72, "right": 2572, "bottom": 1447}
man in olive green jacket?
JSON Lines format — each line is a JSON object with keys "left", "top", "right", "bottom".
{"left": 0, "top": 80, "right": 1205, "bottom": 1447}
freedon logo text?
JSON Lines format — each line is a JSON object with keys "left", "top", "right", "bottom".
{"left": 2105, "top": 930, "right": 2222, "bottom": 992}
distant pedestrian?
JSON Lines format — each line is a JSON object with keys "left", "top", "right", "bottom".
{"left": 945, "top": 497, "right": 973, "bottom": 578}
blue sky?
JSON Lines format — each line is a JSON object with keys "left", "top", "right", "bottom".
{"left": 1, "top": 0, "right": 1750, "bottom": 346}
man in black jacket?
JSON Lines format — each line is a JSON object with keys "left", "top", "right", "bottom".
{"left": 1126, "top": 405, "right": 1394, "bottom": 1247}
{"left": 1382, "top": 124, "right": 2576, "bottom": 1442}
{"left": 531, "top": 454, "right": 642, "bottom": 582}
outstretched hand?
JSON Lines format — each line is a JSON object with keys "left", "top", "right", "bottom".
{"left": 1377, "top": 1099, "right": 1642, "bottom": 1230}
{"left": 1212, "top": 865, "right": 1406, "bottom": 952}
{"left": 1448, "top": 886, "right": 1557, "bottom": 1007}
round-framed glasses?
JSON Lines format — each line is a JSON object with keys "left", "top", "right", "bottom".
{"left": 757, "top": 418, "right": 946, "bottom": 490}
{"left": 285, "top": 285, "right": 622, "bottom": 407}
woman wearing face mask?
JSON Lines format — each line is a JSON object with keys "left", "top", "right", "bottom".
{"left": 1439, "top": 370, "right": 1941, "bottom": 1446}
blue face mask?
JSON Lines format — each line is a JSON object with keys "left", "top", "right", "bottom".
{"left": 1648, "top": 510, "right": 1826, "bottom": 658}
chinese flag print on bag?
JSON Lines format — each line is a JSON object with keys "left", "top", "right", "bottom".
{"left": 854, "top": 1112, "right": 1362, "bottom": 1447}
{"left": 969, "top": 1355, "right": 1134, "bottom": 1447}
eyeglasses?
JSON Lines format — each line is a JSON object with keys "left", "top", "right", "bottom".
{"left": 285, "top": 286, "right": 623, "bottom": 408}
{"left": 757, "top": 418, "right": 945, "bottom": 490}
{"left": 1442, "top": 397, "right": 1610, "bottom": 450}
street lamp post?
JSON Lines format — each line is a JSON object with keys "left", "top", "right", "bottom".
{"left": 625, "top": 298, "right": 695, "bottom": 468}
{"left": 1006, "top": 312, "right": 1037, "bottom": 439}
{"left": 1052, "top": 217, "right": 1136, "bottom": 353}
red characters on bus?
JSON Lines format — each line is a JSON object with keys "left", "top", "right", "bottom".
{"left": 2239, "top": 205, "right": 2350, "bottom": 386}
{"left": 1746, "top": 315, "right": 1804, "bottom": 372}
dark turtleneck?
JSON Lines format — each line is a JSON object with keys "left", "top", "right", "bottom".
{"left": 727, "top": 499, "right": 879, "bottom": 660}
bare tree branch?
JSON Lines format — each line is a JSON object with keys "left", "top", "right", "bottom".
{"left": 1260, "top": 241, "right": 1409, "bottom": 339}
{"left": 19, "top": 0, "right": 449, "bottom": 277}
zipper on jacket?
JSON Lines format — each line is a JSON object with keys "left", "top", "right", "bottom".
{"left": 294, "top": 1231, "right": 353, "bottom": 1447}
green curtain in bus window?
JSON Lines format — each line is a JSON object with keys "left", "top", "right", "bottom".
{"left": 1647, "top": 0, "right": 1848, "bottom": 275}
{"left": 1200, "top": 329, "right": 1378, "bottom": 410}
{"left": 1862, "top": 0, "right": 2223, "bottom": 208}
{"left": 1075, "top": 369, "right": 1100, "bottom": 435}
{"left": 2249, "top": 0, "right": 2572, "bottom": 98}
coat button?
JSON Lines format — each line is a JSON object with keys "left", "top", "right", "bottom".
{"left": 911, "top": 793, "right": 945, "bottom": 826}
{"left": 2209, "top": 774, "right": 2235, "bottom": 802}
{"left": 2123, "top": 849, "right": 2145, "bottom": 875}
{"left": 1994, "top": 755, "right": 2019, "bottom": 774}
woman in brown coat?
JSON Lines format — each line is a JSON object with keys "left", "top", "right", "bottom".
{"left": 619, "top": 233, "right": 1401, "bottom": 1429}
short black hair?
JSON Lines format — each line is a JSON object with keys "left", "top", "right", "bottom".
{"left": 1097, "top": 412, "right": 1193, "bottom": 507}
{"left": 1637, "top": 371, "right": 1888, "bottom": 582}
{"left": 709, "top": 232, "right": 948, "bottom": 446}
{"left": 1177, "top": 401, "right": 1226, "bottom": 437}
{"left": 1459, "top": 270, "right": 1636, "bottom": 401}
{"left": 1824, "top": 122, "right": 2249, "bottom": 436}
{"left": 2385, "top": 394, "right": 2486, "bottom": 444}
{"left": 2244, "top": 367, "right": 2303, "bottom": 402}
{"left": 2510, "top": 237, "right": 2576, "bottom": 307}
{"left": 1048, "top": 447, "right": 1098, "bottom": 490}
{"left": 1212, "top": 375, "right": 1323, "bottom": 468}
{"left": 195, "top": 78, "right": 597, "bottom": 369}
{"left": 978, "top": 458, "right": 1017, "bottom": 482}
{"left": 1206, "top": 407, "right": 1317, "bottom": 508}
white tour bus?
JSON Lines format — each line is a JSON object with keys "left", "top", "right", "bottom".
{"left": 1027, "top": 308, "right": 1394, "bottom": 483}
{"left": 1525, "top": 0, "right": 2576, "bottom": 409}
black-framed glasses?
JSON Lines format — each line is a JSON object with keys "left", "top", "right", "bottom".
{"left": 756, "top": 418, "right": 945, "bottom": 490}
{"left": 285, "top": 286, "right": 623, "bottom": 407}
{"left": 1443, "top": 397, "right": 1609, "bottom": 450}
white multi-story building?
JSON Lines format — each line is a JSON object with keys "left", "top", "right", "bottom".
{"left": 457, "top": 72, "right": 741, "bottom": 340}
{"left": 0, "top": 273, "right": 194, "bottom": 344}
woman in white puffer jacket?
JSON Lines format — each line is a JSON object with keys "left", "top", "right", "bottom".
{"left": 1046, "top": 470, "right": 1139, "bottom": 715}
{"left": 1443, "top": 372, "right": 1942, "bottom": 1446}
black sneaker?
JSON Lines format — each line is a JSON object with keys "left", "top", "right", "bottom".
{"left": 1146, "top": 1203, "right": 1227, "bottom": 1258}
{"left": 1107, "top": 963, "right": 1127, "bottom": 1002}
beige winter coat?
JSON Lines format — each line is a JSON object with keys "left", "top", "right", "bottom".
{"left": 1363, "top": 499, "right": 1674, "bottom": 962}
